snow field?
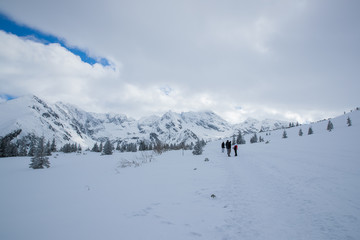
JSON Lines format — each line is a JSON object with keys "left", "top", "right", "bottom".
{"left": 0, "top": 150, "right": 230, "bottom": 240}
{"left": 0, "top": 110, "right": 359, "bottom": 240}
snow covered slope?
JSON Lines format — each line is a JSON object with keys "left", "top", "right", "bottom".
{"left": 0, "top": 108, "right": 359, "bottom": 240}
{"left": 0, "top": 95, "right": 289, "bottom": 147}
{"left": 0, "top": 95, "right": 96, "bottom": 147}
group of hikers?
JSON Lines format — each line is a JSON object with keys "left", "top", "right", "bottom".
{"left": 221, "top": 140, "right": 238, "bottom": 157}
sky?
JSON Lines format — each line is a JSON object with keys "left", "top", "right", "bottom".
{"left": 0, "top": 0, "right": 359, "bottom": 124}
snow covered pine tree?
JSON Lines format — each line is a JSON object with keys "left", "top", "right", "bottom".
{"left": 29, "top": 137, "right": 50, "bottom": 169}
{"left": 327, "top": 120, "right": 334, "bottom": 132}
{"left": 347, "top": 117, "right": 352, "bottom": 126}
{"left": 192, "top": 140, "right": 204, "bottom": 155}
{"left": 102, "top": 140, "right": 113, "bottom": 155}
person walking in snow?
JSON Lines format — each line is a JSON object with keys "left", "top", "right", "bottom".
{"left": 233, "top": 144, "right": 238, "bottom": 157}
{"left": 226, "top": 140, "right": 231, "bottom": 157}
{"left": 221, "top": 142, "right": 225, "bottom": 153}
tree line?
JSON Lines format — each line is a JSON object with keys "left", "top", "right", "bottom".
{"left": 0, "top": 130, "right": 57, "bottom": 158}
{"left": 90, "top": 139, "right": 203, "bottom": 155}
{"left": 250, "top": 117, "right": 353, "bottom": 143}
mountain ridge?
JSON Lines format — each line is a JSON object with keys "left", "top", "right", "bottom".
{"left": 0, "top": 95, "right": 289, "bottom": 148}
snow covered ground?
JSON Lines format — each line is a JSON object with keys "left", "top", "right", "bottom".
{"left": 1, "top": 111, "right": 359, "bottom": 240}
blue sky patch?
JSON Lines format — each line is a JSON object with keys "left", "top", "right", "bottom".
{"left": 0, "top": 12, "right": 109, "bottom": 66}
{"left": 0, "top": 94, "right": 17, "bottom": 102}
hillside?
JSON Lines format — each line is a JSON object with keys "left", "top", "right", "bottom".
{"left": 0, "top": 109, "right": 359, "bottom": 240}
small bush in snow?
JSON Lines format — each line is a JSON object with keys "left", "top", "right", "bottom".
{"left": 136, "top": 151, "right": 154, "bottom": 164}
{"left": 118, "top": 158, "right": 140, "bottom": 168}
{"left": 116, "top": 152, "right": 155, "bottom": 172}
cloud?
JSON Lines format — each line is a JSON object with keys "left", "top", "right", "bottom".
{"left": 0, "top": 31, "right": 224, "bottom": 119}
{"left": 0, "top": 31, "right": 121, "bottom": 109}
{"left": 1, "top": 1, "right": 359, "bottom": 123}
{"left": 159, "top": 86, "right": 174, "bottom": 96}
{"left": 0, "top": 94, "right": 10, "bottom": 103}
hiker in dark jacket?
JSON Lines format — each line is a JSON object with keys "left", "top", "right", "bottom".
{"left": 226, "top": 140, "right": 231, "bottom": 157}
{"left": 221, "top": 142, "right": 225, "bottom": 153}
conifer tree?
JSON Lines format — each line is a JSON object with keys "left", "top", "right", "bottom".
{"left": 4, "top": 141, "right": 18, "bottom": 157}
{"left": 18, "top": 139, "right": 28, "bottom": 156}
{"left": 29, "top": 137, "right": 50, "bottom": 169}
{"left": 120, "top": 144, "right": 126, "bottom": 152}
{"left": 132, "top": 143, "right": 138, "bottom": 152}
{"left": 327, "top": 120, "right": 334, "bottom": 132}
{"left": 45, "top": 140, "right": 52, "bottom": 156}
{"left": 103, "top": 140, "right": 113, "bottom": 155}
{"left": 308, "top": 127, "right": 314, "bottom": 135}
{"left": 0, "top": 129, "right": 22, "bottom": 158}
{"left": 236, "top": 131, "right": 246, "bottom": 144}
{"left": 250, "top": 133, "right": 258, "bottom": 143}
{"left": 71, "top": 143, "right": 77, "bottom": 152}
{"left": 347, "top": 117, "right": 352, "bottom": 127}
{"left": 50, "top": 138, "right": 57, "bottom": 152}
{"left": 60, "top": 143, "right": 71, "bottom": 153}
{"left": 99, "top": 142, "right": 103, "bottom": 152}
{"left": 92, "top": 143, "right": 99, "bottom": 152}
{"left": 27, "top": 134, "right": 37, "bottom": 156}
{"left": 139, "top": 140, "right": 147, "bottom": 151}
{"left": 192, "top": 140, "right": 204, "bottom": 155}
{"left": 282, "top": 130, "right": 288, "bottom": 138}
{"left": 28, "top": 141, "right": 36, "bottom": 156}
{"left": 299, "top": 129, "right": 303, "bottom": 136}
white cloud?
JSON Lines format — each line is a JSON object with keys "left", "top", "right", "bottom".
{"left": 0, "top": 30, "right": 351, "bottom": 124}
{"left": 159, "top": 86, "right": 173, "bottom": 96}
{"left": 208, "top": 15, "right": 277, "bottom": 54}
{"left": 0, "top": 96, "right": 7, "bottom": 103}
{"left": 0, "top": 31, "right": 121, "bottom": 110}
{"left": 1, "top": 0, "right": 359, "bottom": 124}
{"left": 0, "top": 32, "right": 228, "bottom": 119}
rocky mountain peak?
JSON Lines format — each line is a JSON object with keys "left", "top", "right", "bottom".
{"left": 0, "top": 95, "right": 289, "bottom": 148}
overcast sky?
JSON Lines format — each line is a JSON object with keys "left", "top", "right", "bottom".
{"left": 0, "top": 0, "right": 359, "bottom": 123}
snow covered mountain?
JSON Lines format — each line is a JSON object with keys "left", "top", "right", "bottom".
{"left": 0, "top": 95, "right": 289, "bottom": 148}
{"left": 233, "top": 117, "right": 289, "bottom": 134}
